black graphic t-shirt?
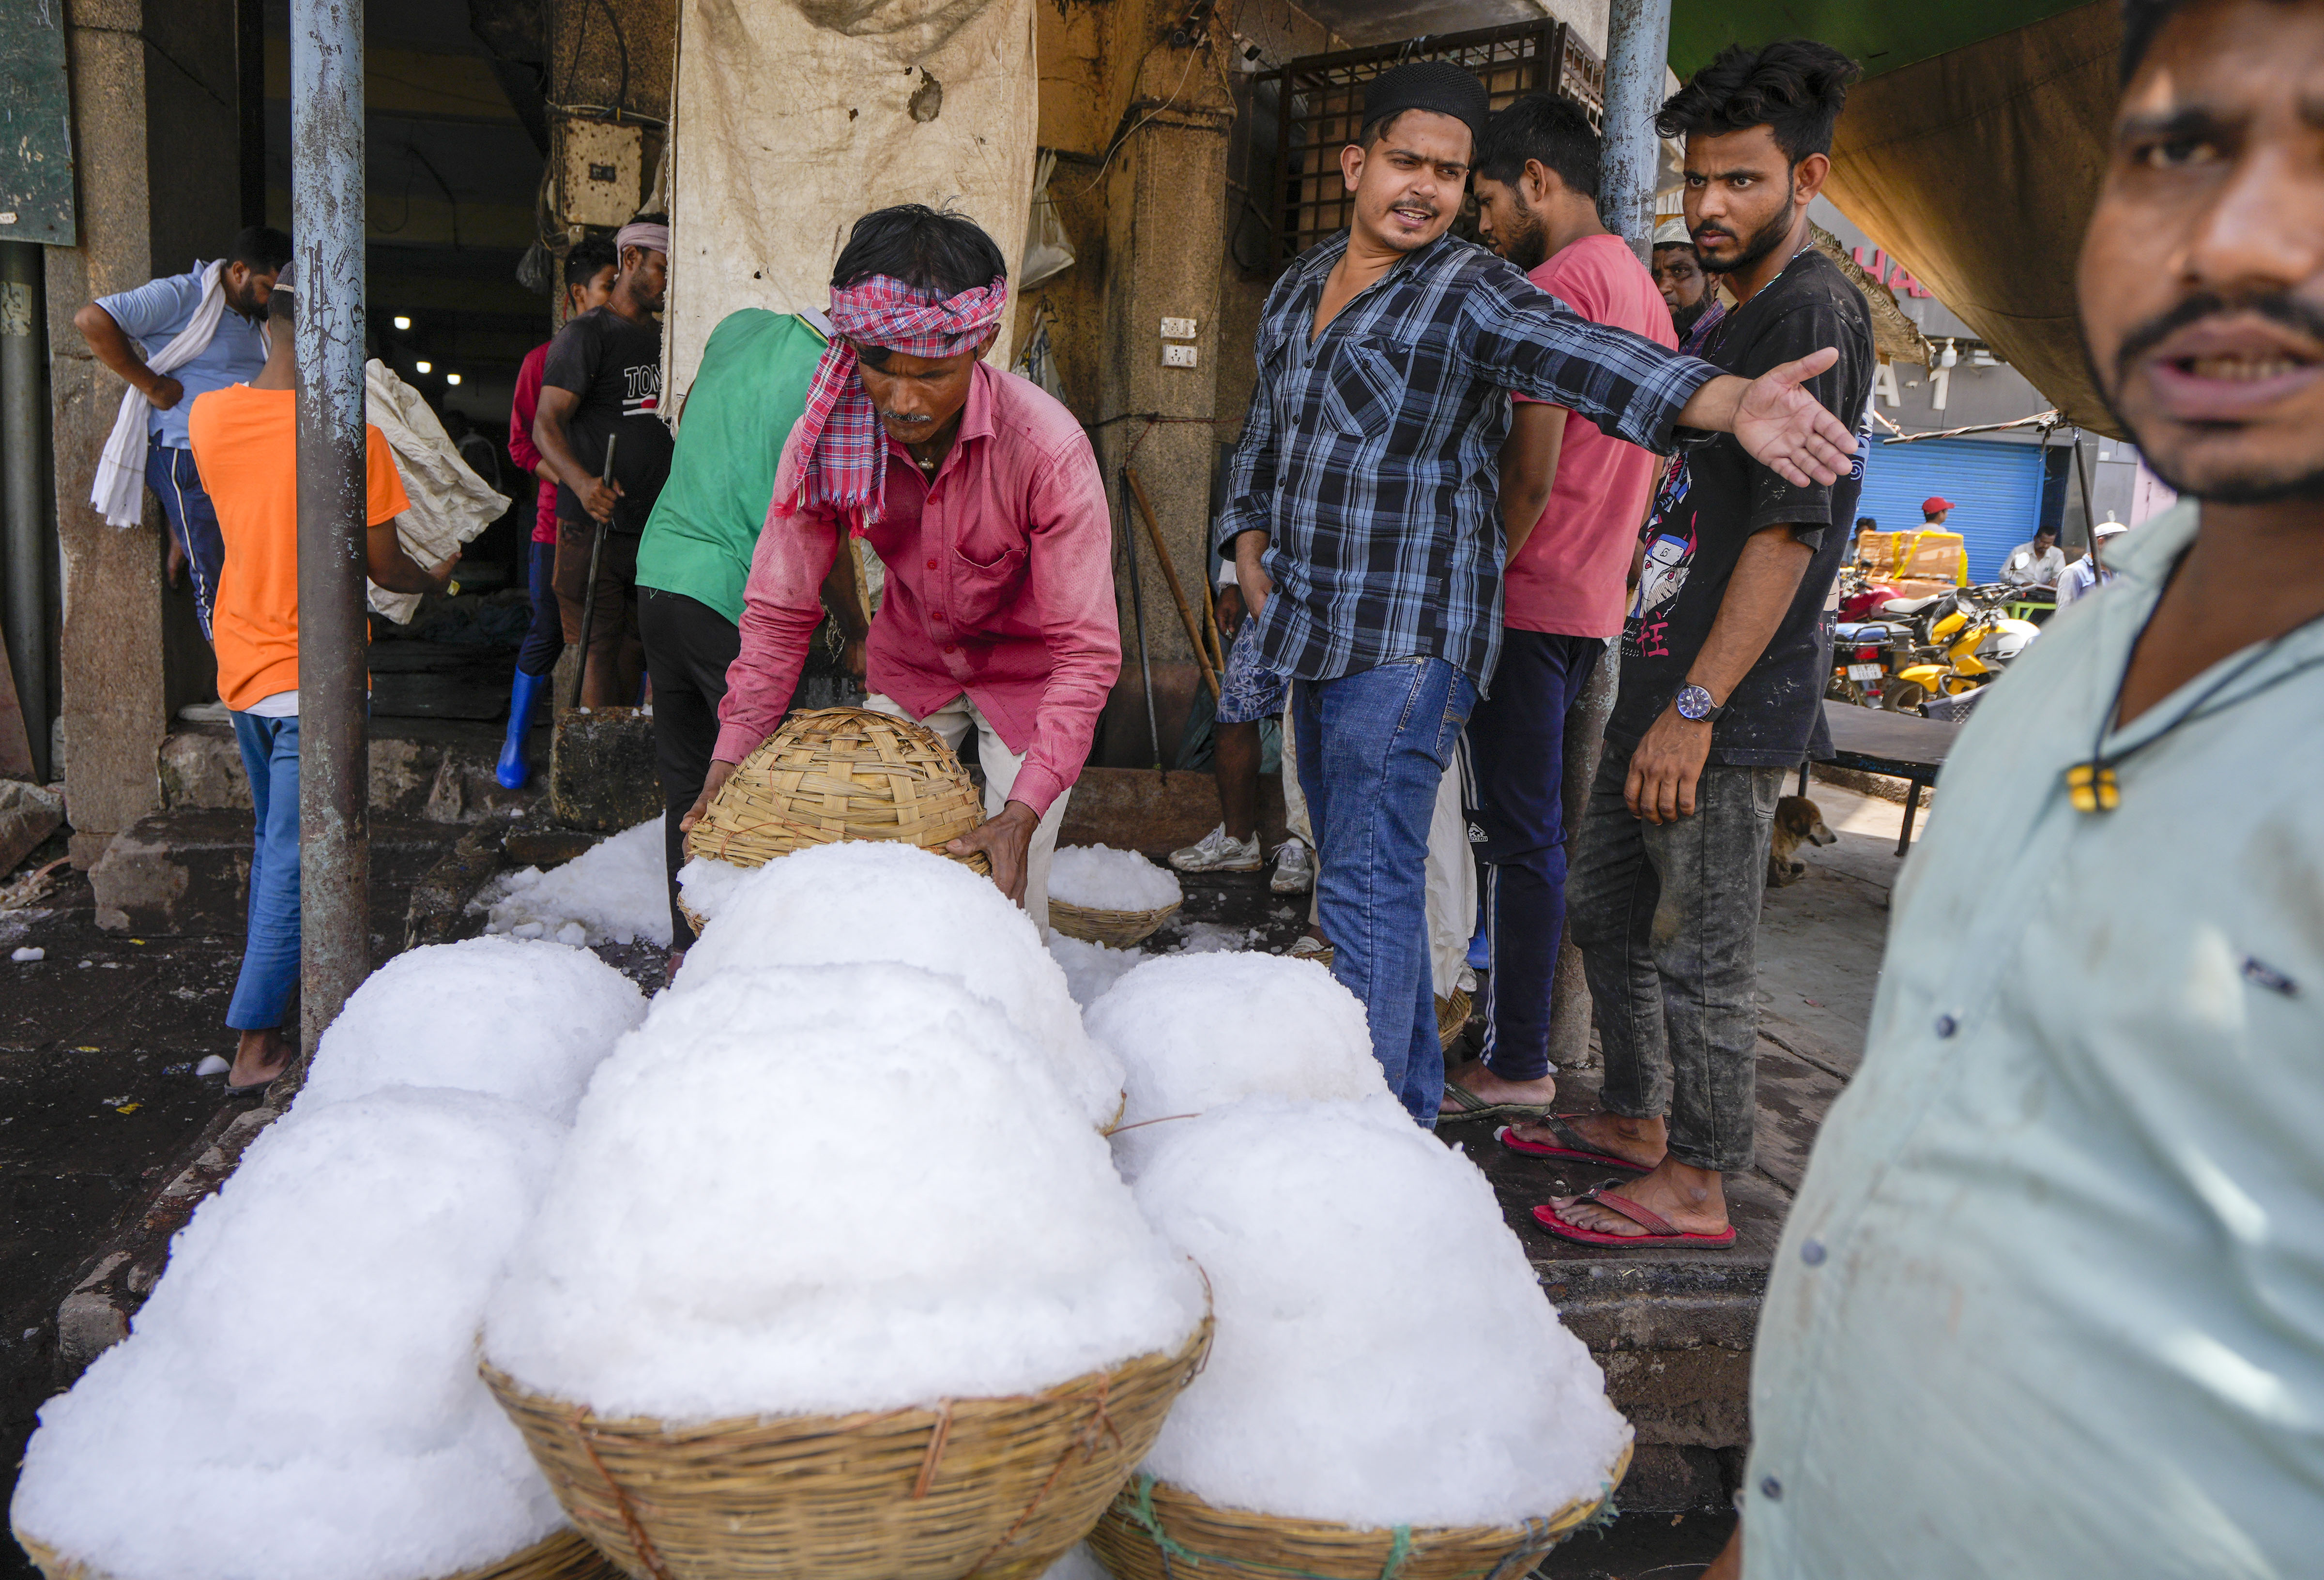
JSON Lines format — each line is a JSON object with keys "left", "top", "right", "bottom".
{"left": 1608, "top": 246, "right": 1873, "bottom": 767}
{"left": 542, "top": 305, "right": 674, "bottom": 535}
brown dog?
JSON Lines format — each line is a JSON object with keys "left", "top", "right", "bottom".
{"left": 1767, "top": 795, "right": 1837, "bottom": 887}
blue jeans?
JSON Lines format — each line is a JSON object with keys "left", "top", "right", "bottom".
{"left": 228, "top": 712, "right": 301, "bottom": 1032}
{"left": 1466, "top": 630, "right": 1603, "bottom": 1082}
{"left": 1293, "top": 656, "right": 1477, "bottom": 1125}
{"left": 149, "top": 440, "right": 225, "bottom": 639}
{"left": 519, "top": 536, "right": 565, "bottom": 678}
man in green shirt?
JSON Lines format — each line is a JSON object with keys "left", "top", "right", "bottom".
{"left": 637, "top": 307, "right": 841, "bottom": 961}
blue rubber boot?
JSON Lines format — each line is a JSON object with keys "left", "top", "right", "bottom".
{"left": 497, "top": 668, "right": 550, "bottom": 789}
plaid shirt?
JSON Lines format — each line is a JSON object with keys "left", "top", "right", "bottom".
{"left": 1217, "top": 231, "right": 1720, "bottom": 688}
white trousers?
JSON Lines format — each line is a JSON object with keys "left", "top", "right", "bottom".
{"left": 864, "top": 691, "right": 1072, "bottom": 937}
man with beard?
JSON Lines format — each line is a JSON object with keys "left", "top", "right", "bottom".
{"left": 76, "top": 226, "right": 293, "bottom": 638}
{"left": 535, "top": 216, "right": 674, "bottom": 706}
{"left": 1712, "top": 2, "right": 2324, "bottom": 1574}
{"left": 1652, "top": 223, "right": 1728, "bottom": 354}
{"left": 1440, "top": 92, "right": 1677, "bottom": 1122}
{"left": 1519, "top": 40, "right": 1871, "bottom": 1246}
{"left": 1220, "top": 59, "right": 1860, "bottom": 1125}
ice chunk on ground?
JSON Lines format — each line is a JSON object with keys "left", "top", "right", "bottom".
{"left": 485, "top": 960, "right": 1205, "bottom": 1422}
{"left": 194, "top": 1054, "right": 230, "bottom": 1078}
{"left": 476, "top": 817, "right": 671, "bottom": 946}
{"left": 295, "top": 937, "right": 646, "bottom": 1124}
{"left": 1047, "top": 932, "right": 1145, "bottom": 1008}
{"left": 1087, "top": 953, "right": 1384, "bottom": 1175}
{"left": 11, "top": 946, "right": 43, "bottom": 962}
{"left": 1040, "top": 1544, "right": 1109, "bottom": 1580}
{"left": 1165, "top": 921, "right": 1262, "bottom": 955}
{"left": 11, "top": 1089, "right": 570, "bottom": 1580}
{"left": 674, "top": 841, "right": 1122, "bottom": 1127}
{"left": 674, "top": 853, "right": 750, "bottom": 925}
{"left": 1132, "top": 1095, "right": 1631, "bottom": 1529}
{"left": 1048, "top": 844, "right": 1182, "bottom": 912}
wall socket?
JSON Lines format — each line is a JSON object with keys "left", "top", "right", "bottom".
{"left": 1160, "top": 316, "right": 1198, "bottom": 340}
{"left": 1162, "top": 343, "right": 1199, "bottom": 368}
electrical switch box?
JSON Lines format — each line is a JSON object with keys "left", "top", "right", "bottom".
{"left": 561, "top": 121, "right": 645, "bottom": 229}
{"left": 1160, "top": 317, "right": 1198, "bottom": 340}
{"left": 1162, "top": 344, "right": 1199, "bottom": 368}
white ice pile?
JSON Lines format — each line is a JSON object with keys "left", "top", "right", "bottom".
{"left": 674, "top": 851, "right": 750, "bottom": 923}
{"left": 484, "top": 960, "right": 1206, "bottom": 1421}
{"left": 11, "top": 1089, "right": 570, "bottom": 1580}
{"left": 1047, "top": 932, "right": 1146, "bottom": 1007}
{"left": 1048, "top": 843, "right": 1182, "bottom": 912}
{"left": 1131, "top": 1096, "right": 1632, "bottom": 1529}
{"left": 479, "top": 816, "right": 671, "bottom": 946}
{"left": 1040, "top": 1544, "right": 1110, "bottom": 1580}
{"left": 294, "top": 936, "right": 647, "bottom": 1124}
{"left": 675, "top": 841, "right": 1123, "bottom": 1126}
{"left": 1085, "top": 952, "right": 1384, "bottom": 1174}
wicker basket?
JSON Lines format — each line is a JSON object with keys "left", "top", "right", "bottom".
{"left": 1048, "top": 897, "right": 1181, "bottom": 949}
{"left": 1436, "top": 987, "right": 1471, "bottom": 1051}
{"left": 1086, "top": 1445, "right": 1629, "bottom": 1580}
{"left": 483, "top": 1319, "right": 1214, "bottom": 1580}
{"left": 15, "top": 1526, "right": 621, "bottom": 1580}
{"left": 678, "top": 708, "right": 990, "bottom": 935}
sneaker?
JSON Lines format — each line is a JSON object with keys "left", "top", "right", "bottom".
{"left": 1270, "top": 838, "right": 1314, "bottom": 893}
{"left": 1169, "top": 823, "right": 1263, "bottom": 872}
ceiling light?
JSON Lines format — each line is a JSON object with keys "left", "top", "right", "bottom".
{"left": 414, "top": 360, "right": 432, "bottom": 374}
{"left": 392, "top": 315, "right": 412, "bottom": 330}
{"left": 444, "top": 373, "right": 461, "bottom": 386}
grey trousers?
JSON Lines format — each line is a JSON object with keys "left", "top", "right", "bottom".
{"left": 1566, "top": 741, "right": 1783, "bottom": 1173}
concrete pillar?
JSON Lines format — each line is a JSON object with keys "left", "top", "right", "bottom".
{"left": 1091, "top": 12, "right": 1236, "bottom": 768}
{"left": 44, "top": 0, "right": 242, "bottom": 865}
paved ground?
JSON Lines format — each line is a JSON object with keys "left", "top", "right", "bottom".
{"left": 0, "top": 772, "right": 1914, "bottom": 1579}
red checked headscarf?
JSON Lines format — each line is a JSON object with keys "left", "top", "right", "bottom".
{"left": 788, "top": 273, "right": 1009, "bottom": 529}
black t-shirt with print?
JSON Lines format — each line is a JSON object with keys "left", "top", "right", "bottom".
{"left": 541, "top": 305, "right": 673, "bottom": 535}
{"left": 1607, "top": 246, "right": 1874, "bottom": 767}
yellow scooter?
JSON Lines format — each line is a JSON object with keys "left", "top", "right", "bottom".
{"left": 1888, "top": 584, "right": 2041, "bottom": 707}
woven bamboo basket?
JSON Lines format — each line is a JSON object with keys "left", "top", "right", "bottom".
{"left": 482, "top": 1319, "right": 1214, "bottom": 1580}
{"left": 1048, "top": 897, "right": 1180, "bottom": 949}
{"left": 678, "top": 708, "right": 990, "bottom": 935}
{"left": 15, "top": 1526, "right": 621, "bottom": 1580}
{"left": 1086, "top": 1444, "right": 1629, "bottom": 1580}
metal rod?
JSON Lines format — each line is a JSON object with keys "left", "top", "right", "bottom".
{"left": 569, "top": 433, "right": 616, "bottom": 709}
{"left": 1122, "top": 467, "right": 1220, "bottom": 703}
{"left": 293, "top": 0, "right": 369, "bottom": 1059}
{"left": 1115, "top": 476, "right": 1163, "bottom": 774}
{"left": 1, "top": 242, "right": 50, "bottom": 782}
{"left": 1600, "top": 0, "right": 1673, "bottom": 263}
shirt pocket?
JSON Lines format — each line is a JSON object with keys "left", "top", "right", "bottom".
{"left": 952, "top": 517, "right": 1029, "bottom": 628}
{"left": 1322, "top": 335, "right": 1410, "bottom": 436}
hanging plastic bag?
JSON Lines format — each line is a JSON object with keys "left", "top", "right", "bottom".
{"left": 1020, "top": 151, "right": 1075, "bottom": 289}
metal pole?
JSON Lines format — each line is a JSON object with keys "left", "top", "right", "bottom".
{"left": 1, "top": 243, "right": 49, "bottom": 782}
{"left": 1601, "top": 0, "right": 1673, "bottom": 264}
{"left": 293, "top": 0, "right": 369, "bottom": 1058}
{"left": 1546, "top": 0, "right": 1667, "bottom": 1070}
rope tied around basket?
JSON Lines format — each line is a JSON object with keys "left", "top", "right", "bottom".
{"left": 913, "top": 1398, "right": 956, "bottom": 1499}
{"left": 1120, "top": 1474, "right": 1422, "bottom": 1580}
{"left": 569, "top": 1404, "right": 674, "bottom": 1580}
{"left": 965, "top": 1372, "right": 1120, "bottom": 1573}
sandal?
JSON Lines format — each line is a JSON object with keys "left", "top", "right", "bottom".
{"left": 1438, "top": 1080, "right": 1553, "bottom": 1124}
{"left": 1496, "top": 1115, "right": 1652, "bottom": 1172}
{"left": 1531, "top": 1187, "right": 1737, "bottom": 1248}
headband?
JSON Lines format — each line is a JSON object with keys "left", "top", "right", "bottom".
{"left": 615, "top": 222, "right": 670, "bottom": 257}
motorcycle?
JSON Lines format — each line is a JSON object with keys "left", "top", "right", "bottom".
{"left": 1832, "top": 583, "right": 2039, "bottom": 714}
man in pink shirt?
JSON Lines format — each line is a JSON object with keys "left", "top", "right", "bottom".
{"left": 1445, "top": 93, "right": 1679, "bottom": 1120}
{"left": 681, "top": 206, "right": 1117, "bottom": 931}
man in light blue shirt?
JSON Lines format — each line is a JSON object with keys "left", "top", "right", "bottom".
{"left": 74, "top": 226, "right": 290, "bottom": 638}
{"left": 1720, "top": 1, "right": 2324, "bottom": 1575}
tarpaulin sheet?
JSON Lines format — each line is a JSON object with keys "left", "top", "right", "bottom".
{"left": 665, "top": 0, "right": 1037, "bottom": 404}
{"left": 1819, "top": 1, "right": 2124, "bottom": 433}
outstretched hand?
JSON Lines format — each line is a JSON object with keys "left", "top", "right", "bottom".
{"left": 1729, "top": 347, "right": 1853, "bottom": 487}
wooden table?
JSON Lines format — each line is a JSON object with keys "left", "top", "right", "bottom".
{"left": 1811, "top": 704, "right": 1961, "bottom": 855}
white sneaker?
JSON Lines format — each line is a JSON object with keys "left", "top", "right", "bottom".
{"left": 1270, "top": 838, "right": 1314, "bottom": 893}
{"left": 1168, "top": 823, "right": 1262, "bottom": 872}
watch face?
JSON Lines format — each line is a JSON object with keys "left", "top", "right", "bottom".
{"left": 1677, "top": 684, "right": 1715, "bottom": 721}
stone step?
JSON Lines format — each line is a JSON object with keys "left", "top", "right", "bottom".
{"left": 159, "top": 720, "right": 538, "bottom": 826}
{"left": 87, "top": 813, "right": 456, "bottom": 937}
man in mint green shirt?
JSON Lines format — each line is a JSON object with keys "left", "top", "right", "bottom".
{"left": 1724, "top": 2, "right": 2324, "bottom": 1574}
{"left": 638, "top": 307, "right": 836, "bottom": 959}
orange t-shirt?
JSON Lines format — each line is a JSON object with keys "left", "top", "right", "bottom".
{"left": 187, "top": 385, "right": 410, "bottom": 711}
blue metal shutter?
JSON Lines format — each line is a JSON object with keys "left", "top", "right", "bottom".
{"left": 1853, "top": 437, "right": 2046, "bottom": 581}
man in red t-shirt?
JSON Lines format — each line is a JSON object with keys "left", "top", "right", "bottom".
{"left": 497, "top": 239, "right": 617, "bottom": 787}
{"left": 1445, "top": 93, "right": 1679, "bottom": 1120}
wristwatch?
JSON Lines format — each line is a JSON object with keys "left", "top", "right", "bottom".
{"left": 1674, "top": 683, "right": 1726, "bottom": 723}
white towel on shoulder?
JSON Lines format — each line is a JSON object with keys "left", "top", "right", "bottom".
{"left": 89, "top": 261, "right": 229, "bottom": 529}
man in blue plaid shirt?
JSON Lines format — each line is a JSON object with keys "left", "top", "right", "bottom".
{"left": 1218, "top": 60, "right": 1857, "bottom": 1124}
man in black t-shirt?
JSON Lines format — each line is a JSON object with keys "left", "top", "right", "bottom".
{"left": 535, "top": 215, "right": 675, "bottom": 706}
{"left": 1514, "top": 41, "right": 1872, "bottom": 1253}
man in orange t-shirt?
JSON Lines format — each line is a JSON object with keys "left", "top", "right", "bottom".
{"left": 186, "top": 263, "right": 456, "bottom": 1095}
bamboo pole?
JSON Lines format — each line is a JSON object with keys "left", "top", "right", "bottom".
{"left": 1121, "top": 466, "right": 1219, "bottom": 702}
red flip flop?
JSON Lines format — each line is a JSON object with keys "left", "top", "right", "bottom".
{"left": 1496, "top": 1117, "right": 1650, "bottom": 1173}
{"left": 1531, "top": 1187, "right": 1738, "bottom": 1248}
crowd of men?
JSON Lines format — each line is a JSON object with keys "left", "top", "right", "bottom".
{"left": 71, "top": 0, "right": 2324, "bottom": 1567}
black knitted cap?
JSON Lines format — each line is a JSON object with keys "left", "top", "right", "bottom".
{"left": 1361, "top": 60, "right": 1489, "bottom": 148}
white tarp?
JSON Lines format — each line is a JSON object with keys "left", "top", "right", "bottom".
{"left": 665, "top": 0, "right": 1038, "bottom": 405}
